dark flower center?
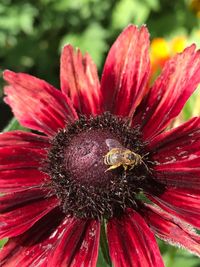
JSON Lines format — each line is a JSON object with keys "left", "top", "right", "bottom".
{"left": 64, "top": 130, "right": 119, "bottom": 186}
{"left": 46, "top": 113, "right": 154, "bottom": 219}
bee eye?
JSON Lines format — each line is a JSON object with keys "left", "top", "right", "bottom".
{"left": 128, "top": 154, "right": 134, "bottom": 160}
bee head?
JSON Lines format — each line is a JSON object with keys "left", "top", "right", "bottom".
{"left": 127, "top": 152, "right": 135, "bottom": 161}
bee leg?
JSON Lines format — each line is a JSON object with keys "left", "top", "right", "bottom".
{"left": 105, "top": 164, "right": 121, "bottom": 172}
{"left": 129, "top": 165, "right": 134, "bottom": 171}
{"left": 123, "top": 165, "right": 128, "bottom": 171}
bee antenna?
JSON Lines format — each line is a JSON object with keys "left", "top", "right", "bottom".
{"left": 142, "top": 152, "right": 149, "bottom": 158}
{"left": 141, "top": 159, "right": 152, "bottom": 174}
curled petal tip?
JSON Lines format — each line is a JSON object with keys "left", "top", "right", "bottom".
{"left": 3, "top": 70, "right": 15, "bottom": 81}
{"left": 62, "top": 43, "right": 73, "bottom": 51}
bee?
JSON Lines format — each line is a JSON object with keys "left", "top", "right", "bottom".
{"left": 104, "top": 139, "right": 146, "bottom": 172}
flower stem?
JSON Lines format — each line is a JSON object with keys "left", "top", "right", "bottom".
{"left": 100, "top": 220, "right": 112, "bottom": 267}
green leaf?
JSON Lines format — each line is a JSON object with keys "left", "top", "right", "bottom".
{"left": 0, "top": 238, "right": 8, "bottom": 248}
{"left": 3, "top": 117, "right": 30, "bottom": 132}
{"left": 158, "top": 240, "right": 199, "bottom": 267}
{"left": 60, "top": 23, "right": 107, "bottom": 68}
{"left": 163, "top": 248, "right": 200, "bottom": 267}
{"left": 144, "top": 0, "right": 160, "bottom": 10}
{"left": 112, "top": 0, "right": 151, "bottom": 28}
{"left": 183, "top": 89, "right": 200, "bottom": 120}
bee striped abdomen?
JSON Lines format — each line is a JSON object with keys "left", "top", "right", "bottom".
{"left": 104, "top": 149, "right": 121, "bottom": 165}
{"left": 104, "top": 143, "right": 144, "bottom": 172}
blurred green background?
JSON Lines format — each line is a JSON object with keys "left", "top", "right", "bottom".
{"left": 0, "top": 0, "right": 200, "bottom": 266}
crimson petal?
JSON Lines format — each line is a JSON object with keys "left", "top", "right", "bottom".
{"left": 0, "top": 131, "right": 50, "bottom": 192}
{"left": 107, "top": 208, "right": 164, "bottom": 267}
{"left": 0, "top": 208, "right": 64, "bottom": 267}
{"left": 147, "top": 187, "right": 200, "bottom": 229}
{"left": 0, "top": 194, "right": 59, "bottom": 239}
{"left": 0, "top": 130, "right": 49, "bottom": 147}
{"left": 0, "top": 131, "right": 48, "bottom": 171}
{"left": 101, "top": 25, "right": 150, "bottom": 117}
{"left": 47, "top": 218, "right": 100, "bottom": 267}
{"left": 133, "top": 45, "right": 200, "bottom": 141}
{"left": 149, "top": 117, "right": 200, "bottom": 189}
{"left": 0, "top": 146, "right": 47, "bottom": 170}
{"left": 0, "top": 188, "right": 52, "bottom": 212}
{"left": 142, "top": 204, "right": 200, "bottom": 257}
{"left": 3, "top": 70, "right": 78, "bottom": 135}
{"left": 148, "top": 117, "right": 200, "bottom": 151}
{"left": 0, "top": 169, "right": 49, "bottom": 193}
{"left": 60, "top": 45, "right": 102, "bottom": 115}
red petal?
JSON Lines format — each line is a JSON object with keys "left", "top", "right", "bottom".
{"left": 3, "top": 70, "right": 78, "bottom": 135}
{"left": 0, "top": 131, "right": 49, "bottom": 171}
{"left": 148, "top": 117, "right": 200, "bottom": 151}
{"left": 0, "top": 208, "right": 64, "bottom": 267}
{"left": 153, "top": 168, "right": 200, "bottom": 190}
{"left": 101, "top": 25, "right": 150, "bottom": 116}
{"left": 0, "top": 169, "right": 49, "bottom": 193}
{"left": 0, "top": 194, "right": 59, "bottom": 238}
{"left": 107, "top": 209, "right": 164, "bottom": 267}
{"left": 0, "top": 146, "right": 46, "bottom": 170}
{"left": 133, "top": 45, "right": 200, "bottom": 140}
{"left": 48, "top": 218, "right": 100, "bottom": 267}
{"left": 60, "top": 45, "right": 102, "bottom": 115}
{"left": 0, "top": 130, "right": 49, "bottom": 148}
{"left": 142, "top": 204, "right": 200, "bottom": 257}
{"left": 0, "top": 188, "right": 52, "bottom": 212}
{"left": 0, "top": 213, "right": 99, "bottom": 267}
{"left": 0, "top": 131, "right": 50, "bottom": 192}
{"left": 70, "top": 220, "right": 100, "bottom": 267}
{"left": 149, "top": 117, "right": 200, "bottom": 189}
{"left": 147, "top": 187, "right": 200, "bottom": 229}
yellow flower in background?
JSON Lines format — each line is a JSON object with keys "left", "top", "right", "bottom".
{"left": 150, "top": 34, "right": 200, "bottom": 119}
{"left": 150, "top": 38, "right": 170, "bottom": 64}
{"left": 150, "top": 36, "right": 187, "bottom": 80}
{"left": 171, "top": 36, "right": 187, "bottom": 54}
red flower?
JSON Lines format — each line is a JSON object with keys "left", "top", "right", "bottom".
{"left": 1, "top": 25, "right": 200, "bottom": 267}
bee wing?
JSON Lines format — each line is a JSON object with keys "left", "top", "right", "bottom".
{"left": 105, "top": 139, "right": 123, "bottom": 150}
